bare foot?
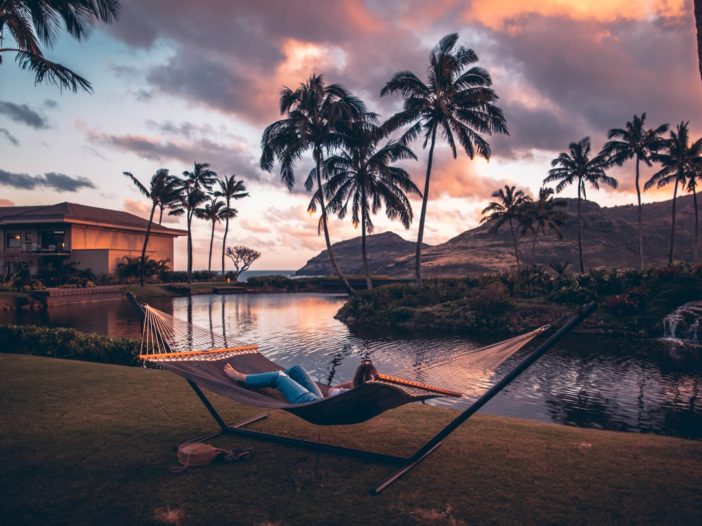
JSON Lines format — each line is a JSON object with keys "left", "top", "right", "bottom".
{"left": 223, "top": 363, "right": 247, "bottom": 383}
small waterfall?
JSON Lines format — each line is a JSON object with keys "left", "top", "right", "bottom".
{"left": 663, "top": 301, "right": 702, "bottom": 343}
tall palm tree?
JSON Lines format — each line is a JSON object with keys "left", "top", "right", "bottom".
{"left": 480, "top": 185, "right": 531, "bottom": 270}
{"left": 214, "top": 174, "right": 248, "bottom": 276}
{"left": 123, "top": 168, "right": 179, "bottom": 286}
{"left": 543, "top": 137, "right": 617, "bottom": 273}
{"left": 645, "top": 122, "right": 702, "bottom": 265}
{"left": 260, "top": 74, "right": 368, "bottom": 294}
{"left": 381, "top": 33, "right": 508, "bottom": 286}
{"left": 601, "top": 114, "right": 668, "bottom": 270}
{"left": 170, "top": 162, "right": 217, "bottom": 282}
{"left": 521, "top": 187, "right": 568, "bottom": 250}
{"left": 0, "top": 0, "right": 119, "bottom": 92}
{"left": 687, "top": 168, "right": 702, "bottom": 264}
{"left": 696, "top": 0, "right": 702, "bottom": 84}
{"left": 319, "top": 121, "right": 421, "bottom": 289}
{"left": 195, "top": 198, "right": 226, "bottom": 272}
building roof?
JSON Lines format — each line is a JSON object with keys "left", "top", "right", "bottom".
{"left": 0, "top": 202, "right": 186, "bottom": 236}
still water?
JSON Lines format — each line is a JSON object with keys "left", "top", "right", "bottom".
{"left": 4, "top": 293, "right": 701, "bottom": 439}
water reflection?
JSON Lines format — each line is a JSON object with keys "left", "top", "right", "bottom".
{"left": 2, "top": 292, "right": 701, "bottom": 439}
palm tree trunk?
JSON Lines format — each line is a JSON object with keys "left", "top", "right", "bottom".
{"left": 669, "top": 177, "right": 679, "bottom": 265}
{"left": 508, "top": 216, "right": 520, "bottom": 270}
{"left": 186, "top": 211, "right": 193, "bottom": 283}
{"left": 361, "top": 184, "right": 372, "bottom": 290}
{"left": 695, "top": 0, "right": 702, "bottom": 82}
{"left": 416, "top": 126, "right": 437, "bottom": 287}
{"left": 635, "top": 157, "right": 644, "bottom": 271}
{"left": 158, "top": 206, "right": 164, "bottom": 225}
{"left": 577, "top": 182, "right": 584, "bottom": 273}
{"left": 139, "top": 202, "right": 157, "bottom": 287}
{"left": 693, "top": 186, "right": 699, "bottom": 264}
{"left": 314, "top": 150, "right": 355, "bottom": 295}
{"left": 221, "top": 212, "right": 230, "bottom": 277}
{"left": 208, "top": 220, "right": 215, "bottom": 272}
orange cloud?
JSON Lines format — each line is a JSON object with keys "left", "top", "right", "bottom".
{"left": 427, "top": 155, "right": 514, "bottom": 200}
{"left": 0, "top": 199, "right": 15, "bottom": 206}
{"left": 466, "top": 0, "right": 686, "bottom": 29}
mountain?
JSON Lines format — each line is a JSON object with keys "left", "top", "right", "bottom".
{"left": 296, "top": 195, "right": 700, "bottom": 277}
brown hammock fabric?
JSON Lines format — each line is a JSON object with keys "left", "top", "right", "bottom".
{"left": 133, "top": 297, "right": 547, "bottom": 425}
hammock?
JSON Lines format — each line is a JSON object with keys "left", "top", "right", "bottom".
{"left": 134, "top": 298, "right": 547, "bottom": 425}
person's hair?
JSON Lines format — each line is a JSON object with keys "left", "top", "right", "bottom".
{"left": 352, "top": 359, "right": 379, "bottom": 387}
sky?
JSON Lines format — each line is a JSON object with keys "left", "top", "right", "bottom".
{"left": 1, "top": 0, "right": 701, "bottom": 271}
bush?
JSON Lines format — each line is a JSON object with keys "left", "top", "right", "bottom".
{"left": 0, "top": 325, "right": 141, "bottom": 366}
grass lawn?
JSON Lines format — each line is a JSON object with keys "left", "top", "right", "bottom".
{"left": 1, "top": 354, "right": 701, "bottom": 526}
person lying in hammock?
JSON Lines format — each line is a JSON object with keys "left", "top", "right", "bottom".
{"left": 223, "top": 359, "right": 379, "bottom": 404}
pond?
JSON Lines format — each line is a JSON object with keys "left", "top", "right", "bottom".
{"left": 3, "top": 292, "right": 701, "bottom": 439}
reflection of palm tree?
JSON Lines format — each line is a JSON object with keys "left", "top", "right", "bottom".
{"left": 543, "top": 138, "right": 616, "bottom": 273}
{"left": 0, "top": 0, "right": 119, "bottom": 92}
{"left": 214, "top": 175, "right": 248, "bottom": 276}
{"left": 381, "top": 33, "right": 508, "bottom": 286}
{"left": 481, "top": 185, "right": 531, "bottom": 270}
{"left": 221, "top": 298, "right": 228, "bottom": 347}
{"left": 602, "top": 114, "right": 668, "bottom": 270}
{"left": 645, "top": 123, "right": 702, "bottom": 265}
{"left": 321, "top": 121, "right": 421, "bottom": 289}
{"left": 195, "top": 198, "right": 226, "bottom": 272}
{"left": 123, "top": 169, "right": 180, "bottom": 286}
{"left": 261, "top": 74, "right": 367, "bottom": 294}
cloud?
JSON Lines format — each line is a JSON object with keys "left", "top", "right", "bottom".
{"left": 44, "top": 99, "right": 59, "bottom": 109}
{"left": 425, "top": 152, "right": 514, "bottom": 200}
{"left": 0, "top": 101, "right": 49, "bottom": 129}
{"left": 0, "top": 199, "right": 15, "bottom": 206}
{"left": 0, "top": 128, "right": 19, "bottom": 146}
{"left": 123, "top": 198, "right": 183, "bottom": 225}
{"left": 0, "top": 169, "right": 95, "bottom": 192}
{"left": 239, "top": 219, "right": 272, "bottom": 234}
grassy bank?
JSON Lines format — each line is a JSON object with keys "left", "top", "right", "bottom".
{"left": 1, "top": 354, "right": 701, "bottom": 526}
{"left": 337, "top": 265, "right": 702, "bottom": 336}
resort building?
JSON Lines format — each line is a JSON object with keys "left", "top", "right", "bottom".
{"left": 0, "top": 202, "right": 186, "bottom": 277}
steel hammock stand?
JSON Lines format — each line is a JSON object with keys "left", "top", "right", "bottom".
{"left": 127, "top": 292, "right": 595, "bottom": 494}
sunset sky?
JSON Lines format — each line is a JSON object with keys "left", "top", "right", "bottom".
{"left": 1, "top": 0, "right": 700, "bottom": 271}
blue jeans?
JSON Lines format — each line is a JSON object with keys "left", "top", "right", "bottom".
{"left": 244, "top": 365, "right": 323, "bottom": 404}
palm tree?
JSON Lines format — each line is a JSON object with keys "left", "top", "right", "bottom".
{"left": 645, "top": 122, "right": 702, "bottom": 265}
{"left": 214, "top": 174, "right": 248, "bottom": 276}
{"left": 696, "top": 0, "right": 702, "bottom": 84}
{"left": 260, "top": 74, "right": 368, "bottom": 294}
{"left": 521, "top": 187, "right": 568, "bottom": 250}
{"left": 543, "top": 137, "right": 617, "bottom": 273}
{"left": 319, "top": 121, "right": 421, "bottom": 289}
{"left": 601, "top": 114, "right": 668, "bottom": 270}
{"left": 170, "top": 162, "right": 217, "bottom": 282}
{"left": 480, "top": 186, "right": 531, "bottom": 270}
{"left": 381, "top": 33, "right": 508, "bottom": 286}
{"left": 0, "top": 0, "right": 119, "bottom": 92}
{"left": 687, "top": 168, "right": 702, "bottom": 264}
{"left": 195, "top": 198, "right": 227, "bottom": 272}
{"left": 123, "top": 169, "right": 179, "bottom": 286}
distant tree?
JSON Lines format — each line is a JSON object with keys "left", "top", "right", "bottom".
{"left": 601, "top": 114, "right": 668, "bottom": 270}
{"left": 521, "top": 187, "right": 568, "bottom": 249}
{"left": 548, "top": 259, "right": 571, "bottom": 276}
{"left": 214, "top": 174, "right": 248, "bottom": 276}
{"left": 543, "top": 137, "right": 617, "bottom": 273}
{"left": 261, "top": 74, "right": 368, "bottom": 294}
{"left": 117, "top": 255, "right": 170, "bottom": 282}
{"left": 381, "top": 33, "right": 508, "bottom": 286}
{"left": 481, "top": 185, "right": 532, "bottom": 270}
{"left": 0, "top": 0, "right": 119, "bottom": 92}
{"left": 645, "top": 122, "right": 702, "bottom": 265}
{"left": 320, "top": 120, "right": 421, "bottom": 289}
{"left": 195, "top": 198, "right": 226, "bottom": 272}
{"left": 225, "top": 246, "right": 261, "bottom": 282}
{"left": 123, "top": 169, "right": 180, "bottom": 286}
{"left": 169, "top": 162, "right": 217, "bottom": 282}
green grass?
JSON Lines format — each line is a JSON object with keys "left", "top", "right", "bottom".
{"left": 2, "top": 354, "right": 701, "bottom": 526}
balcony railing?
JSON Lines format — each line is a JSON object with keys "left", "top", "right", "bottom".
{"left": 22, "top": 242, "right": 71, "bottom": 254}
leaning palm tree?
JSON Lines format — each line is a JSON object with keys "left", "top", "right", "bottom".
{"left": 521, "top": 187, "right": 568, "bottom": 250}
{"left": 381, "top": 33, "right": 508, "bottom": 286}
{"left": 319, "top": 121, "right": 421, "bottom": 289}
{"left": 601, "top": 114, "right": 668, "bottom": 270}
{"left": 543, "top": 137, "right": 617, "bottom": 273}
{"left": 645, "top": 122, "right": 702, "bottom": 265}
{"left": 123, "top": 168, "right": 179, "bottom": 286}
{"left": 260, "top": 74, "right": 368, "bottom": 294}
{"left": 0, "top": 0, "right": 119, "bottom": 92}
{"left": 214, "top": 174, "right": 248, "bottom": 276}
{"left": 170, "top": 162, "right": 217, "bottom": 282}
{"left": 195, "top": 198, "right": 226, "bottom": 272}
{"left": 480, "top": 186, "right": 532, "bottom": 270}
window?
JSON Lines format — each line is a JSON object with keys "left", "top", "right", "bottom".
{"left": 6, "top": 232, "right": 21, "bottom": 249}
